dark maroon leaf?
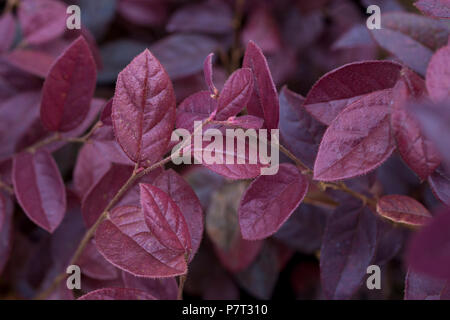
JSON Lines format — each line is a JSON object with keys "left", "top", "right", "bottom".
{"left": 239, "top": 164, "right": 309, "bottom": 240}
{"left": 227, "top": 115, "right": 264, "bottom": 129}
{"left": 374, "top": 218, "right": 405, "bottom": 265}
{"left": 112, "top": 49, "right": 176, "bottom": 166}
{"left": 303, "top": 61, "right": 402, "bottom": 125}
{"left": 153, "top": 169, "right": 203, "bottom": 260}
{"left": 242, "top": 41, "right": 280, "bottom": 130}
{"left": 377, "top": 195, "right": 432, "bottom": 226}
{"left": 320, "top": 202, "right": 377, "bottom": 300}
{"left": 140, "top": 183, "right": 191, "bottom": 254}
{"left": 78, "top": 288, "right": 156, "bottom": 300}
{"left": 13, "top": 150, "right": 66, "bottom": 233}
{"left": 405, "top": 270, "right": 450, "bottom": 300}
{"left": 215, "top": 68, "right": 254, "bottom": 120}
{"left": 18, "top": 0, "right": 66, "bottom": 45}
{"left": 96, "top": 205, "right": 189, "bottom": 277}
{"left": 77, "top": 239, "right": 119, "bottom": 280}
{"left": 117, "top": 0, "right": 167, "bottom": 27}
{"left": 100, "top": 99, "right": 113, "bottom": 126}
{"left": 314, "top": 90, "right": 396, "bottom": 181}
{"left": 41, "top": 37, "right": 97, "bottom": 132}
{"left": 415, "top": 0, "right": 450, "bottom": 19}
{"left": 279, "top": 86, "right": 326, "bottom": 168}
{"left": 408, "top": 208, "right": 450, "bottom": 280}
{"left": 426, "top": 43, "right": 450, "bottom": 103}
{"left": 370, "top": 12, "right": 450, "bottom": 75}
{"left": 122, "top": 271, "right": 178, "bottom": 300}
{"left": 392, "top": 72, "right": 441, "bottom": 180}
{"left": 428, "top": 165, "right": 450, "bottom": 205}
{"left": 167, "top": 0, "right": 232, "bottom": 35}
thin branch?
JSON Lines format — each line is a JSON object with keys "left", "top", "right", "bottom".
{"left": 0, "top": 180, "right": 13, "bottom": 195}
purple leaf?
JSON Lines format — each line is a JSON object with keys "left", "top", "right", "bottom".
{"left": 428, "top": 165, "right": 450, "bottom": 206}
{"left": 151, "top": 34, "right": 218, "bottom": 80}
{"left": 167, "top": 0, "right": 232, "bottom": 35}
{"left": 0, "top": 193, "right": 13, "bottom": 275}
{"left": 112, "top": 49, "right": 176, "bottom": 167}
{"left": 392, "top": 71, "right": 441, "bottom": 180}
{"left": 303, "top": 60, "right": 402, "bottom": 125}
{"left": 279, "top": 86, "right": 326, "bottom": 168}
{"left": 227, "top": 115, "right": 264, "bottom": 129}
{"left": 77, "top": 239, "right": 119, "bottom": 281}
{"left": 408, "top": 208, "right": 450, "bottom": 280}
{"left": 0, "top": 12, "right": 16, "bottom": 53}
{"left": 314, "top": 90, "right": 396, "bottom": 181}
{"left": 153, "top": 169, "right": 203, "bottom": 260}
{"left": 78, "top": 288, "right": 156, "bottom": 300}
{"left": 40, "top": 37, "right": 97, "bottom": 132}
{"left": 241, "top": 7, "right": 282, "bottom": 54}
{"left": 176, "top": 91, "right": 217, "bottom": 132}
{"left": 5, "top": 49, "right": 55, "bottom": 78}
{"left": 415, "top": 0, "right": 450, "bottom": 19}
{"left": 239, "top": 163, "right": 309, "bottom": 240}
{"left": 426, "top": 43, "right": 450, "bottom": 103}
{"left": 405, "top": 270, "right": 450, "bottom": 300}
{"left": 215, "top": 68, "right": 254, "bottom": 120}
{"left": 370, "top": 12, "right": 449, "bottom": 75}
{"left": 242, "top": 41, "right": 280, "bottom": 130}
{"left": 117, "top": 0, "right": 167, "bottom": 27}
{"left": 12, "top": 150, "right": 66, "bottom": 233}
{"left": 96, "top": 205, "right": 189, "bottom": 277}
{"left": 100, "top": 99, "right": 113, "bottom": 126}
{"left": 140, "top": 183, "right": 191, "bottom": 254}
{"left": 376, "top": 195, "right": 432, "bottom": 226}
{"left": 18, "top": 0, "right": 66, "bottom": 45}
{"left": 122, "top": 271, "right": 178, "bottom": 300}
{"left": 203, "top": 53, "right": 218, "bottom": 96}
{"left": 320, "top": 202, "right": 377, "bottom": 300}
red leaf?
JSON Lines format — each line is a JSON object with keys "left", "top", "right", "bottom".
{"left": 370, "top": 12, "right": 449, "bottom": 75}
{"left": 303, "top": 60, "right": 402, "bottom": 125}
{"left": 112, "top": 49, "right": 176, "bottom": 167}
{"left": 408, "top": 208, "right": 450, "bottom": 280}
{"left": 96, "top": 205, "right": 188, "bottom": 277}
{"left": 122, "top": 271, "right": 178, "bottom": 300}
{"left": 140, "top": 183, "right": 191, "bottom": 254}
{"left": 405, "top": 270, "right": 450, "bottom": 300}
{"left": 215, "top": 68, "right": 254, "bottom": 120}
{"left": 167, "top": 0, "right": 232, "bottom": 35}
{"left": 40, "top": 37, "right": 97, "bottom": 132}
{"left": 12, "top": 150, "right": 66, "bottom": 233}
{"left": 0, "top": 12, "right": 16, "bottom": 53}
{"left": 428, "top": 165, "right": 450, "bottom": 206}
{"left": 243, "top": 41, "right": 280, "bottom": 130}
{"left": 376, "top": 195, "right": 432, "bottom": 226}
{"left": 100, "top": 99, "right": 113, "bottom": 126}
{"left": 279, "top": 86, "right": 326, "bottom": 168}
{"left": 203, "top": 53, "right": 218, "bottom": 96}
{"left": 0, "top": 193, "right": 13, "bottom": 275}
{"left": 392, "top": 71, "right": 441, "bottom": 180}
{"left": 426, "top": 43, "right": 450, "bottom": 103}
{"left": 320, "top": 202, "right": 377, "bottom": 299}
{"left": 415, "top": 0, "right": 450, "bottom": 19}
{"left": 153, "top": 169, "right": 203, "bottom": 260}
{"left": 18, "top": 0, "right": 66, "bottom": 45}
{"left": 239, "top": 164, "right": 309, "bottom": 240}
{"left": 314, "top": 90, "right": 395, "bottom": 181}
{"left": 5, "top": 49, "right": 54, "bottom": 78}
{"left": 78, "top": 288, "right": 156, "bottom": 300}
{"left": 227, "top": 115, "right": 264, "bottom": 129}
{"left": 241, "top": 7, "right": 282, "bottom": 54}
{"left": 176, "top": 91, "right": 217, "bottom": 132}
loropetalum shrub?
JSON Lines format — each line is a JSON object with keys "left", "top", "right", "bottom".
{"left": 0, "top": 0, "right": 449, "bottom": 300}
